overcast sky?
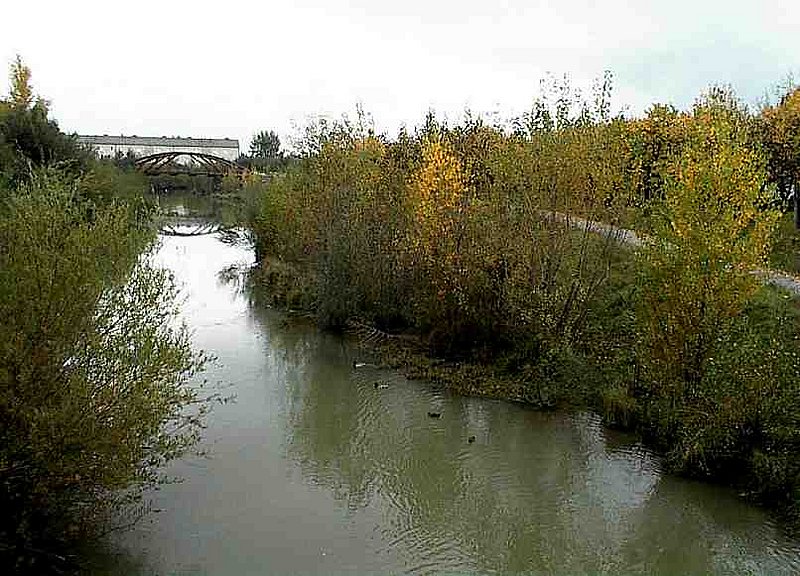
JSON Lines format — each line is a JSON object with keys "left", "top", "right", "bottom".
{"left": 2, "top": 0, "right": 799, "bottom": 152}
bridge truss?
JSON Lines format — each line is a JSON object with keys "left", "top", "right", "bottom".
{"left": 134, "top": 151, "right": 245, "bottom": 177}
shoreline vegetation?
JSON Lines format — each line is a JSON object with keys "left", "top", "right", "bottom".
{"left": 237, "top": 77, "right": 800, "bottom": 529}
{"left": 4, "top": 48, "right": 800, "bottom": 572}
{"left": 1, "top": 58, "right": 210, "bottom": 573}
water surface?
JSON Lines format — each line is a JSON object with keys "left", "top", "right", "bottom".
{"left": 90, "top": 232, "right": 800, "bottom": 575}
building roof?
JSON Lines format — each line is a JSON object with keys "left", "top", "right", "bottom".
{"left": 77, "top": 135, "right": 239, "bottom": 149}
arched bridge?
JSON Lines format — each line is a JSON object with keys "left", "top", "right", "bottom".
{"left": 134, "top": 151, "right": 245, "bottom": 177}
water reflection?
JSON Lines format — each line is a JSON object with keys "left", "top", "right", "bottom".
{"left": 88, "top": 234, "right": 799, "bottom": 575}
{"left": 252, "top": 301, "right": 800, "bottom": 575}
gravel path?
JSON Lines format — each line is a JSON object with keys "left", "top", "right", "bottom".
{"left": 753, "top": 271, "right": 800, "bottom": 295}
{"left": 548, "top": 211, "right": 800, "bottom": 296}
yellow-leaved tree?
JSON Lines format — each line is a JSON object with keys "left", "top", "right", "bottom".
{"left": 8, "top": 55, "right": 34, "bottom": 109}
{"left": 636, "top": 90, "right": 780, "bottom": 458}
{"left": 406, "top": 137, "right": 470, "bottom": 340}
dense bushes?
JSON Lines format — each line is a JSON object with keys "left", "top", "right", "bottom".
{"left": 0, "top": 171, "right": 208, "bottom": 573}
{"left": 242, "top": 85, "right": 628, "bottom": 351}
{"left": 241, "top": 82, "right": 800, "bottom": 521}
{"left": 0, "top": 58, "right": 209, "bottom": 573}
{"left": 618, "top": 96, "right": 800, "bottom": 515}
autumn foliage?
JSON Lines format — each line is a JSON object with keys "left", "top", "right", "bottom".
{"left": 242, "top": 82, "right": 800, "bottom": 521}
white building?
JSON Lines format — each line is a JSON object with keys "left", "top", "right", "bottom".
{"left": 77, "top": 135, "right": 240, "bottom": 162}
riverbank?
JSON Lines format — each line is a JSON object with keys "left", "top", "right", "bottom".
{"left": 247, "top": 244, "right": 800, "bottom": 526}
{"left": 87, "top": 231, "right": 800, "bottom": 575}
{"left": 239, "top": 94, "right": 800, "bottom": 528}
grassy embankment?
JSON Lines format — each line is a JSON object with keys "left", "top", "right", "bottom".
{"left": 239, "top": 83, "right": 800, "bottom": 525}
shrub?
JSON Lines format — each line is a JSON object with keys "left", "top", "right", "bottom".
{"left": 635, "top": 91, "right": 778, "bottom": 400}
{"left": 631, "top": 91, "right": 797, "bottom": 485}
{"left": 0, "top": 171, "right": 208, "bottom": 572}
{"left": 243, "top": 97, "right": 630, "bottom": 365}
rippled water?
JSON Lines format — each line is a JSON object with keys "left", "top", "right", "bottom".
{"left": 87, "top": 232, "right": 800, "bottom": 575}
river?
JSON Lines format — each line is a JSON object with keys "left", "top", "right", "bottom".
{"left": 87, "top": 230, "right": 800, "bottom": 575}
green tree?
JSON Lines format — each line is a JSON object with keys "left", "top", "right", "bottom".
{"left": 0, "top": 171, "right": 208, "bottom": 573}
{"left": 0, "top": 57, "right": 90, "bottom": 189}
{"left": 249, "top": 129, "right": 281, "bottom": 159}
{"left": 8, "top": 55, "right": 34, "bottom": 110}
{"left": 0, "top": 55, "right": 203, "bottom": 574}
{"left": 639, "top": 93, "right": 775, "bottom": 386}
{"left": 760, "top": 86, "right": 800, "bottom": 225}
{"left": 634, "top": 92, "right": 780, "bottom": 465}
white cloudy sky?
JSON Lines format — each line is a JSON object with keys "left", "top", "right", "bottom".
{"left": 2, "top": 0, "right": 798, "bottom": 151}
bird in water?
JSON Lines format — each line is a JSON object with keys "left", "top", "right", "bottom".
{"left": 468, "top": 435, "right": 476, "bottom": 443}
{"left": 373, "top": 382, "right": 389, "bottom": 389}
{"left": 427, "top": 411, "right": 441, "bottom": 418}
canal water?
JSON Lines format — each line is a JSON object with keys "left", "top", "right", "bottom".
{"left": 90, "top": 232, "right": 800, "bottom": 575}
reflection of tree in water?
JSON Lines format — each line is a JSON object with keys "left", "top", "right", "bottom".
{"left": 249, "top": 305, "right": 800, "bottom": 575}
{"left": 248, "top": 305, "right": 378, "bottom": 511}
{"left": 612, "top": 468, "right": 800, "bottom": 575}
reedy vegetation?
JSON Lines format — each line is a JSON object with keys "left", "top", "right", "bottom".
{"left": 242, "top": 78, "right": 800, "bottom": 521}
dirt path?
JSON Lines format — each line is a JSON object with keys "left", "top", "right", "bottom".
{"left": 549, "top": 211, "right": 800, "bottom": 296}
